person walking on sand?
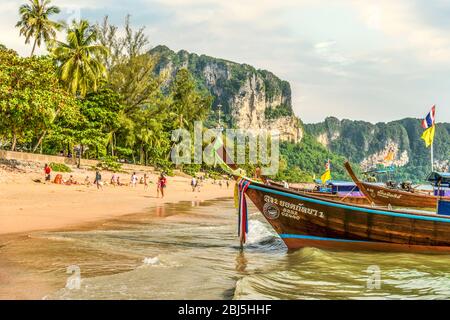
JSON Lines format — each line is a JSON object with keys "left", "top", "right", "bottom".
{"left": 44, "top": 164, "right": 52, "bottom": 182}
{"left": 191, "top": 177, "right": 197, "bottom": 192}
{"left": 226, "top": 180, "right": 230, "bottom": 189}
{"left": 130, "top": 172, "right": 138, "bottom": 188}
{"left": 157, "top": 173, "right": 167, "bottom": 198}
{"left": 94, "top": 170, "right": 103, "bottom": 190}
{"left": 144, "top": 173, "right": 148, "bottom": 190}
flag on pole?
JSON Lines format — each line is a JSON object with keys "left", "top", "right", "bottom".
{"left": 320, "top": 159, "right": 331, "bottom": 184}
{"left": 421, "top": 105, "right": 436, "bottom": 148}
{"left": 421, "top": 105, "right": 436, "bottom": 129}
{"left": 421, "top": 125, "right": 436, "bottom": 147}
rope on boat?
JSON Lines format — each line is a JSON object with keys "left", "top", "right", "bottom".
{"left": 237, "top": 178, "right": 251, "bottom": 246}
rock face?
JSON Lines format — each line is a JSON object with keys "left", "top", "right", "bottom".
{"left": 149, "top": 45, "right": 302, "bottom": 142}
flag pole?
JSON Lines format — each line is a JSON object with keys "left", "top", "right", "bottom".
{"left": 431, "top": 135, "right": 434, "bottom": 172}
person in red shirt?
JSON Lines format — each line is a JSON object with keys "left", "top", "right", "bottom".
{"left": 157, "top": 173, "right": 167, "bottom": 198}
{"left": 44, "top": 164, "right": 52, "bottom": 182}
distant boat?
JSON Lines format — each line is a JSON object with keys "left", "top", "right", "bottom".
{"left": 266, "top": 179, "right": 369, "bottom": 205}
{"left": 345, "top": 161, "right": 450, "bottom": 210}
{"left": 240, "top": 177, "right": 450, "bottom": 253}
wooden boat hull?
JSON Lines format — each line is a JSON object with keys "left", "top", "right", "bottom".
{"left": 344, "top": 162, "right": 439, "bottom": 209}
{"left": 245, "top": 181, "right": 450, "bottom": 253}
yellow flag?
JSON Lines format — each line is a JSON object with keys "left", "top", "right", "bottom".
{"left": 321, "top": 169, "right": 331, "bottom": 184}
{"left": 421, "top": 125, "right": 435, "bottom": 147}
{"left": 384, "top": 148, "right": 394, "bottom": 162}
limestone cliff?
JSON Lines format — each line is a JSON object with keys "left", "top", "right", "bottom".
{"left": 305, "top": 117, "right": 450, "bottom": 181}
{"left": 149, "top": 45, "right": 302, "bottom": 142}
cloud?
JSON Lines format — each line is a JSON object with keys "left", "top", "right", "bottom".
{"left": 1, "top": 0, "right": 450, "bottom": 123}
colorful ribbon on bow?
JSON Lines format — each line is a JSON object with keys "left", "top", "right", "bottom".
{"left": 237, "top": 178, "right": 251, "bottom": 245}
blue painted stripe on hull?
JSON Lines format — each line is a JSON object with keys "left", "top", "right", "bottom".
{"left": 280, "top": 234, "right": 368, "bottom": 243}
{"left": 248, "top": 184, "right": 450, "bottom": 223}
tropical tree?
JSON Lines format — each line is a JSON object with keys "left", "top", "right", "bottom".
{"left": 0, "top": 49, "right": 77, "bottom": 151}
{"left": 16, "top": 0, "right": 62, "bottom": 56}
{"left": 169, "top": 68, "right": 212, "bottom": 131}
{"left": 52, "top": 19, "right": 108, "bottom": 97}
{"left": 97, "top": 15, "right": 163, "bottom": 115}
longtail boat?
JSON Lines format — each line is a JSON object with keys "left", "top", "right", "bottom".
{"left": 344, "top": 161, "right": 442, "bottom": 209}
{"left": 237, "top": 177, "right": 450, "bottom": 253}
{"left": 214, "top": 140, "right": 450, "bottom": 252}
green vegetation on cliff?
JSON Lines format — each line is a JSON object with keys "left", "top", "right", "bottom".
{"left": 305, "top": 117, "right": 450, "bottom": 182}
{"left": 275, "top": 134, "right": 357, "bottom": 183}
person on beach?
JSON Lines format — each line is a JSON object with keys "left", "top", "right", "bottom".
{"left": 117, "top": 176, "right": 121, "bottom": 186}
{"left": 226, "top": 180, "right": 230, "bottom": 189}
{"left": 191, "top": 177, "right": 197, "bottom": 192}
{"left": 144, "top": 173, "right": 148, "bottom": 190}
{"left": 130, "top": 172, "right": 138, "bottom": 188}
{"left": 94, "top": 170, "right": 103, "bottom": 190}
{"left": 44, "top": 164, "right": 51, "bottom": 182}
{"left": 67, "top": 175, "right": 77, "bottom": 185}
{"left": 111, "top": 173, "right": 117, "bottom": 187}
{"left": 157, "top": 173, "right": 167, "bottom": 198}
{"left": 84, "top": 176, "right": 91, "bottom": 186}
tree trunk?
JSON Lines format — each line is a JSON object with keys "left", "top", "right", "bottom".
{"left": 77, "top": 145, "right": 83, "bottom": 169}
{"left": 140, "top": 143, "right": 144, "bottom": 164}
{"left": 30, "top": 38, "right": 37, "bottom": 57}
{"left": 11, "top": 133, "right": 17, "bottom": 151}
{"left": 111, "top": 132, "right": 115, "bottom": 157}
{"left": 32, "top": 130, "right": 47, "bottom": 153}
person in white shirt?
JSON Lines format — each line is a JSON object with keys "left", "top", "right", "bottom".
{"left": 131, "top": 172, "right": 138, "bottom": 188}
{"left": 191, "top": 177, "right": 197, "bottom": 192}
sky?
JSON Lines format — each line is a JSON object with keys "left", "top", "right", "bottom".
{"left": 1, "top": 0, "right": 450, "bottom": 124}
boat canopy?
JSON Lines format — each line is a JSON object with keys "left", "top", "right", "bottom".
{"left": 427, "top": 172, "right": 450, "bottom": 187}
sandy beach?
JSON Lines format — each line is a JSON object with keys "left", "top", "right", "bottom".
{"left": 0, "top": 163, "right": 233, "bottom": 235}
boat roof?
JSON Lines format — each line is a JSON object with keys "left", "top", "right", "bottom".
{"left": 328, "top": 180, "right": 357, "bottom": 187}
{"left": 314, "top": 180, "right": 357, "bottom": 186}
{"left": 427, "top": 172, "right": 450, "bottom": 184}
{"left": 362, "top": 166, "right": 395, "bottom": 174}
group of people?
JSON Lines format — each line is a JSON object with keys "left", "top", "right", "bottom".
{"left": 43, "top": 164, "right": 168, "bottom": 198}
{"left": 190, "top": 176, "right": 230, "bottom": 192}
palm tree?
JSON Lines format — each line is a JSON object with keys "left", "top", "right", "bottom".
{"left": 16, "top": 0, "right": 62, "bottom": 56}
{"left": 52, "top": 20, "right": 108, "bottom": 97}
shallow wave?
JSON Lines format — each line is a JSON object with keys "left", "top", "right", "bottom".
{"left": 233, "top": 247, "right": 450, "bottom": 300}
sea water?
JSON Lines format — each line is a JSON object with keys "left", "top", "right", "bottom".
{"left": 2, "top": 199, "right": 450, "bottom": 299}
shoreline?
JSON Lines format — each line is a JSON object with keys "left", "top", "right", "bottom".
{"left": 0, "top": 164, "right": 234, "bottom": 236}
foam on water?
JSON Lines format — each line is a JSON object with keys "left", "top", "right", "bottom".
{"left": 245, "top": 219, "right": 276, "bottom": 245}
{"left": 143, "top": 257, "right": 160, "bottom": 266}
